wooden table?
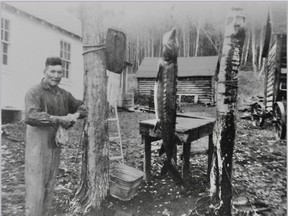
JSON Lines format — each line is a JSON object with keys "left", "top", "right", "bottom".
{"left": 139, "top": 113, "right": 215, "bottom": 183}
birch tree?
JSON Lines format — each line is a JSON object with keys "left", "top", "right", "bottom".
{"left": 240, "top": 26, "right": 250, "bottom": 68}
{"left": 209, "top": 7, "right": 246, "bottom": 216}
{"left": 195, "top": 18, "right": 201, "bottom": 57}
{"left": 251, "top": 22, "right": 258, "bottom": 73}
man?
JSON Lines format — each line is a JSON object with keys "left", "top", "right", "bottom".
{"left": 24, "top": 57, "right": 87, "bottom": 216}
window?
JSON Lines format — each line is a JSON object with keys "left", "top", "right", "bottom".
{"left": 1, "top": 18, "right": 9, "bottom": 65}
{"left": 60, "top": 40, "right": 71, "bottom": 79}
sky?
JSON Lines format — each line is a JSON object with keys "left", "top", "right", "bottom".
{"left": 4, "top": 1, "right": 277, "bottom": 34}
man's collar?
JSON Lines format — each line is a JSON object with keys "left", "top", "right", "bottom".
{"left": 41, "top": 79, "right": 59, "bottom": 92}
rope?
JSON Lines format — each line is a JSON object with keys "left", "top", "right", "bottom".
{"left": 218, "top": 80, "right": 238, "bottom": 88}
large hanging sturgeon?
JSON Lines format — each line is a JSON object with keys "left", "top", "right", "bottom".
{"left": 154, "top": 28, "right": 184, "bottom": 187}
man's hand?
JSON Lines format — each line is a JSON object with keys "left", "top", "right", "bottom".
{"left": 57, "top": 116, "right": 75, "bottom": 129}
{"left": 77, "top": 105, "right": 88, "bottom": 119}
{"left": 50, "top": 115, "right": 75, "bottom": 129}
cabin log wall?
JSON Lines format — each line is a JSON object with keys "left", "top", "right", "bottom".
{"left": 138, "top": 76, "right": 214, "bottom": 103}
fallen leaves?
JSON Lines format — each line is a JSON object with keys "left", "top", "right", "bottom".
{"left": 1, "top": 111, "right": 286, "bottom": 215}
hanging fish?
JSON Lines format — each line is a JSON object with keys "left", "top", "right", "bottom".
{"left": 154, "top": 28, "right": 184, "bottom": 187}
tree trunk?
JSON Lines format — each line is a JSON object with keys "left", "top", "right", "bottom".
{"left": 187, "top": 26, "right": 191, "bottom": 57}
{"left": 258, "top": 25, "right": 264, "bottom": 71}
{"left": 70, "top": 4, "right": 109, "bottom": 215}
{"left": 182, "top": 24, "right": 187, "bottom": 57}
{"left": 151, "top": 32, "right": 154, "bottom": 57}
{"left": 251, "top": 22, "right": 258, "bottom": 73}
{"left": 209, "top": 7, "right": 246, "bottom": 216}
{"left": 195, "top": 19, "right": 201, "bottom": 57}
{"left": 240, "top": 27, "right": 250, "bottom": 68}
{"left": 136, "top": 28, "right": 140, "bottom": 69}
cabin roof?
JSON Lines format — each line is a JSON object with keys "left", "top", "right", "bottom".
{"left": 3, "top": 2, "right": 82, "bottom": 37}
{"left": 136, "top": 56, "right": 219, "bottom": 78}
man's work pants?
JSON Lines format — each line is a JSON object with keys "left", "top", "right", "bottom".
{"left": 25, "top": 126, "right": 60, "bottom": 216}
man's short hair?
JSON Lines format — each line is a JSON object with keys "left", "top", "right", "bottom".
{"left": 45, "top": 57, "right": 63, "bottom": 67}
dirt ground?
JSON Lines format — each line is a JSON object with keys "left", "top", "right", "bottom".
{"left": 1, "top": 104, "right": 286, "bottom": 216}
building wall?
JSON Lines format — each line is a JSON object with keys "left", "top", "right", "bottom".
{"left": 138, "top": 76, "right": 214, "bottom": 103}
{"left": 264, "top": 34, "right": 287, "bottom": 109}
{"left": 1, "top": 8, "right": 84, "bottom": 112}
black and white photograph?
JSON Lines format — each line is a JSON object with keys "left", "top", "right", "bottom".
{"left": 1, "top": 1, "right": 287, "bottom": 215}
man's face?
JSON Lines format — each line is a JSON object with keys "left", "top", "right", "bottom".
{"left": 44, "top": 65, "right": 63, "bottom": 87}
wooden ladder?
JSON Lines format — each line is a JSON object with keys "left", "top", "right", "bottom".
{"left": 108, "top": 103, "right": 124, "bottom": 163}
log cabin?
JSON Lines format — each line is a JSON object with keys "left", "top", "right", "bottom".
{"left": 136, "top": 56, "right": 219, "bottom": 104}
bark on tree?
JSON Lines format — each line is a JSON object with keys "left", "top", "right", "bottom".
{"left": 195, "top": 19, "right": 201, "bottom": 57}
{"left": 209, "top": 7, "right": 246, "bottom": 216}
{"left": 151, "top": 32, "right": 154, "bottom": 57}
{"left": 70, "top": 4, "right": 109, "bottom": 216}
{"left": 182, "top": 23, "right": 187, "bottom": 57}
{"left": 240, "top": 26, "right": 250, "bottom": 68}
{"left": 251, "top": 22, "right": 258, "bottom": 73}
{"left": 187, "top": 26, "right": 191, "bottom": 57}
{"left": 258, "top": 25, "right": 264, "bottom": 71}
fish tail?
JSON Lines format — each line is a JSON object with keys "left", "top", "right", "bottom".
{"left": 161, "top": 159, "right": 185, "bottom": 187}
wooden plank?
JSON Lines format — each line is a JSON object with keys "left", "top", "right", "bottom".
{"left": 267, "top": 81, "right": 274, "bottom": 91}
{"left": 266, "top": 101, "right": 273, "bottom": 106}
{"left": 178, "top": 88, "right": 211, "bottom": 92}
{"left": 267, "top": 60, "right": 275, "bottom": 69}
{"left": 177, "top": 82, "right": 211, "bottom": 87}
{"left": 178, "top": 81, "right": 211, "bottom": 85}
{"left": 268, "top": 53, "right": 276, "bottom": 64}
{"left": 268, "top": 43, "right": 277, "bottom": 58}
{"left": 267, "top": 63, "right": 276, "bottom": 73}
{"left": 178, "top": 85, "right": 211, "bottom": 88}
{"left": 138, "top": 81, "right": 154, "bottom": 83}
{"left": 139, "top": 86, "right": 154, "bottom": 89}
{"left": 266, "top": 95, "right": 274, "bottom": 102}
{"left": 266, "top": 91, "right": 274, "bottom": 98}
{"left": 268, "top": 70, "right": 275, "bottom": 80}
{"left": 139, "top": 80, "right": 211, "bottom": 84}
{"left": 267, "top": 73, "right": 275, "bottom": 84}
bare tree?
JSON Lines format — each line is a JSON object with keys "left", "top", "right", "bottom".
{"left": 195, "top": 18, "right": 201, "bottom": 57}
{"left": 240, "top": 26, "right": 250, "bottom": 68}
{"left": 251, "top": 22, "right": 258, "bottom": 73}
{"left": 209, "top": 7, "right": 246, "bottom": 216}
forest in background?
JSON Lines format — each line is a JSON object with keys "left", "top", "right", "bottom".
{"left": 66, "top": 1, "right": 275, "bottom": 74}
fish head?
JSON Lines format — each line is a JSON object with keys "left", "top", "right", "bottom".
{"left": 162, "top": 28, "right": 179, "bottom": 60}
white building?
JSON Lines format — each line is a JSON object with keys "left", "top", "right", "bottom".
{"left": 1, "top": 2, "right": 84, "bottom": 122}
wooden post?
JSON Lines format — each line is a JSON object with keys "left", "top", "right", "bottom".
{"left": 209, "top": 7, "right": 246, "bottom": 216}
{"left": 70, "top": 4, "right": 109, "bottom": 216}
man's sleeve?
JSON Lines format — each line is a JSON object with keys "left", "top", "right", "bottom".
{"left": 25, "top": 88, "right": 56, "bottom": 126}
{"left": 67, "top": 92, "right": 87, "bottom": 118}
